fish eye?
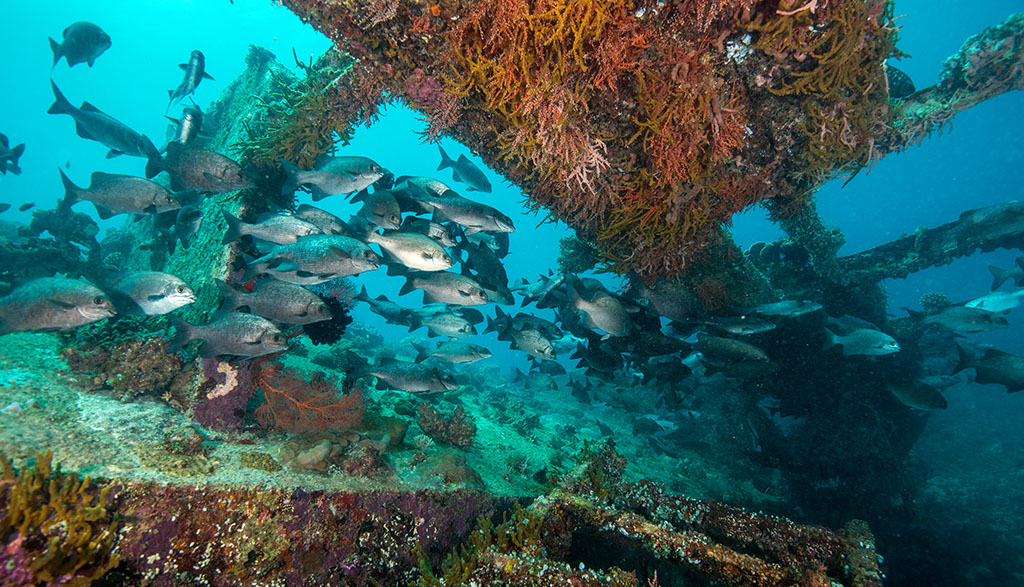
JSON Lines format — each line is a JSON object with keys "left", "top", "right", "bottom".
{"left": 175, "top": 286, "right": 187, "bottom": 293}
{"left": 93, "top": 296, "right": 105, "bottom": 305}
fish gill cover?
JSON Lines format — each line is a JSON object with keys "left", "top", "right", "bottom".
{"left": 0, "top": 0, "right": 1023, "bottom": 586}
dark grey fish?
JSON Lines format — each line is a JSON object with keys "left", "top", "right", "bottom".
{"left": 824, "top": 327, "right": 900, "bottom": 356}
{"left": 400, "top": 216, "right": 458, "bottom": 247}
{"left": 355, "top": 189, "right": 402, "bottom": 230}
{"left": 916, "top": 375, "right": 961, "bottom": 391}
{"left": 915, "top": 305, "right": 1009, "bottom": 333}
{"left": 392, "top": 175, "right": 458, "bottom": 200}
{"left": 0, "top": 133, "right": 25, "bottom": 175}
{"left": 59, "top": 169, "right": 180, "bottom": 219}
{"left": 363, "top": 357, "right": 458, "bottom": 394}
{"left": 695, "top": 333, "right": 769, "bottom": 363}
{"left": 480, "top": 282, "right": 515, "bottom": 306}
{"left": 889, "top": 381, "right": 947, "bottom": 410}
{"left": 570, "top": 340, "right": 622, "bottom": 374}
{"left": 147, "top": 143, "right": 253, "bottom": 193}
{"left": 0, "top": 277, "right": 115, "bottom": 334}
{"left": 281, "top": 155, "right": 385, "bottom": 200}
{"left": 461, "top": 240, "right": 508, "bottom": 289}
{"left": 399, "top": 271, "right": 488, "bottom": 306}
{"left": 955, "top": 345, "right": 1024, "bottom": 393}
{"left": 108, "top": 271, "right": 195, "bottom": 316}
{"left": 438, "top": 145, "right": 491, "bottom": 192}
{"left": 221, "top": 210, "right": 322, "bottom": 245}
{"left": 0, "top": 204, "right": 10, "bottom": 213}
{"left": 48, "top": 82, "right": 159, "bottom": 160}
{"left": 294, "top": 204, "right": 356, "bottom": 237}
{"left": 163, "top": 105, "right": 204, "bottom": 152}
{"left": 885, "top": 64, "right": 915, "bottom": 100}
{"left": 216, "top": 278, "right": 330, "bottom": 325}
{"left": 989, "top": 259, "right": 1024, "bottom": 290}
{"left": 247, "top": 234, "right": 381, "bottom": 284}
{"left": 166, "top": 205, "right": 203, "bottom": 250}
{"left": 168, "top": 50, "right": 214, "bottom": 109}
{"left": 958, "top": 202, "right": 1024, "bottom": 241}
{"left": 533, "top": 359, "right": 566, "bottom": 376}
{"left": 170, "top": 313, "right": 288, "bottom": 359}
{"left": 355, "top": 286, "right": 410, "bottom": 325}
{"left": 416, "top": 341, "right": 492, "bottom": 364}
{"left": 18, "top": 203, "right": 34, "bottom": 212}
{"left": 632, "top": 278, "right": 703, "bottom": 322}
{"left": 508, "top": 327, "right": 556, "bottom": 360}
{"left": 49, "top": 22, "right": 110, "bottom": 68}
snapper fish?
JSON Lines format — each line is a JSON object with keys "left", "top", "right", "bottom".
{"left": 49, "top": 21, "right": 110, "bottom": 68}
{"left": 59, "top": 169, "right": 179, "bottom": 219}
{"left": 437, "top": 145, "right": 491, "bottom": 192}
{"left": 221, "top": 210, "right": 322, "bottom": 245}
{"left": 108, "top": 271, "right": 195, "bottom": 316}
{"left": 247, "top": 234, "right": 382, "bottom": 285}
{"left": 216, "top": 279, "right": 330, "bottom": 326}
{"left": 170, "top": 313, "right": 288, "bottom": 359}
{"left": 964, "top": 289, "right": 1024, "bottom": 313}
{"left": 48, "top": 82, "right": 159, "bottom": 160}
{"left": 168, "top": 50, "right": 214, "bottom": 110}
{"left": 415, "top": 341, "right": 493, "bottom": 364}
{"left": 0, "top": 277, "right": 115, "bottom": 334}
{"left": 146, "top": 143, "right": 254, "bottom": 194}
{"left": 281, "top": 156, "right": 385, "bottom": 200}
{"left": 824, "top": 327, "right": 900, "bottom": 356}
{"left": 399, "top": 271, "right": 488, "bottom": 306}
{"left": 0, "top": 133, "right": 25, "bottom": 175}
{"left": 911, "top": 305, "right": 1010, "bottom": 333}
{"left": 163, "top": 104, "right": 205, "bottom": 152}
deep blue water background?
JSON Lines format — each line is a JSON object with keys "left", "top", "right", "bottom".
{"left": 2, "top": 1, "right": 1023, "bottom": 584}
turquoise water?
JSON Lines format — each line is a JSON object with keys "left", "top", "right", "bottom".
{"left": 1, "top": 1, "right": 1023, "bottom": 585}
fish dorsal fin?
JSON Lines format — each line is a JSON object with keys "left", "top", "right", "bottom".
{"left": 80, "top": 101, "right": 103, "bottom": 113}
{"left": 90, "top": 172, "right": 118, "bottom": 184}
{"left": 313, "top": 154, "right": 333, "bottom": 168}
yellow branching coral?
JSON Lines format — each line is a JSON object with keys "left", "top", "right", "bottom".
{"left": 0, "top": 450, "right": 120, "bottom": 585}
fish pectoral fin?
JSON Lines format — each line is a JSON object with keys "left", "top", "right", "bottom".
{"left": 146, "top": 294, "right": 165, "bottom": 301}
{"left": 105, "top": 150, "right": 123, "bottom": 159}
{"left": 179, "top": 63, "right": 188, "bottom": 70}
{"left": 202, "top": 72, "right": 215, "bottom": 81}
{"left": 46, "top": 298, "right": 76, "bottom": 310}
{"left": 73, "top": 123, "right": 96, "bottom": 140}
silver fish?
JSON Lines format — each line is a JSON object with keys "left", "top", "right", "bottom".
{"left": 964, "top": 289, "right": 1024, "bottom": 313}
{"left": 363, "top": 228, "right": 452, "bottom": 273}
{"left": 824, "top": 327, "right": 900, "bottom": 356}
{"left": 49, "top": 22, "right": 110, "bottom": 68}
{"left": 109, "top": 271, "right": 195, "bottom": 316}
{"left": 416, "top": 341, "right": 492, "bottom": 364}
{"left": 567, "top": 279, "right": 630, "bottom": 337}
{"left": 0, "top": 133, "right": 25, "bottom": 175}
{"left": 437, "top": 145, "right": 491, "bottom": 192}
{"left": 147, "top": 143, "right": 254, "bottom": 194}
{"left": 294, "top": 204, "right": 356, "bottom": 237}
{"left": 356, "top": 189, "right": 402, "bottom": 230}
{"left": 508, "top": 327, "right": 556, "bottom": 360}
{"left": 170, "top": 313, "right": 288, "bottom": 359}
{"left": 59, "top": 169, "right": 179, "bottom": 219}
{"left": 216, "top": 279, "right": 330, "bottom": 325}
{"left": 400, "top": 216, "right": 458, "bottom": 247}
{"left": 164, "top": 104, "right": 204, "bottom": 151}
{"left": 695, "top": 333, "right": 769, "bottom": 363}
{"left": 394, "top": 176, "right": 513, "bottom": 234}
{"left": 0, "top": 277, "right": 115, "bottom": 334}
{"left": 221, "top": 210, "right": 322, "bottom": 245}
{"left": 48, "top": 82, "right": 159, "bottom": 160}
{"left": 248, "top": 234, "right": 381, "bottom": 284}
{"left": 700, "top": 315, "right": 776, "bottom": 336}
{"left": 399, "top": 271, "right": 488, "bottom": 306}
{"left": 281, "top": 155, "right": 385, "bottom": 200}
{"left": 356, "top": 286, "right": 410, "bottom": 325}
{"left": 408, "top": 307, "right": 476, "bottom": 338}
{"left": 363, "top": 357, "right": 458, "bottom": 394}
{"left": 748, "top": 300, "right": 823, "bottom": 318}
{"left": 168, "top": 50, "right": 214, "bottom": 109}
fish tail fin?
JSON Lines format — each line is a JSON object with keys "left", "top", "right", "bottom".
{"left": 168, "top": 316, "right": 194, "bottom": 351}
{"left": 57, "top": 168, "right": 79, "bottom": 212}
{"left": 343, "top": 350, "right": 370, "bottom": 385}
{"left": 822, "top": 327, "right": 839, "bottom": 350}
{"left": 399, "top": 275, "right": 416, "bottom": 297}
{"left": 49, "top": 37, "right": 61, "bottom": 67}
{"left": 280, "top": 159, "right": 301, "bottom": 195}
{"left": 214, "top": 278, "right": 241, "bottom": 310}
{"left": 7, "top": 144, "right": 24, "bottom": 175}
{"left": 413, "top": 341, "right": 430, "bottom": 363}
{"left": 220, "top": 209, "right": 245, "bottom": 244}
{"left": 953, "top": 343, "right": 973, "bottom": 374}
{"left": 144, "top": 153, "right": 164, "bottom": 179}
{"left": 989, "top": 265, "right": 1011, "bottom": 290}
{"left": 47, "top": 81, "right": 73, "bottom": 115}
{"left": 437, "top": 145, "right": 455, "bottom": 171}
{"left": 356, "top": 285, "right": 370, "bottom": 302}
